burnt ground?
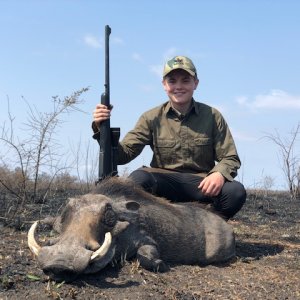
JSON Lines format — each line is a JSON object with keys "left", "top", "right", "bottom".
{"left": 0, "top": 191, "right": 300, "bottom": 300}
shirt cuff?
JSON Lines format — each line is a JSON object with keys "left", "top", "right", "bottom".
{"left": 208, "top": 165, "right": 235, "bottom": 182}
{"left": 92, "top": 121, "right": 100, "bottom": 140}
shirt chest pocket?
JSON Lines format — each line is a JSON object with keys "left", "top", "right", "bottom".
{"left": 154, "top": 139, "right": 176, "bottom": 165}
{"left": 156, "top": 139, "right": 176, "bottom": 148}
{"left": 192, "top": 137, "right": 214, "bottom": 164}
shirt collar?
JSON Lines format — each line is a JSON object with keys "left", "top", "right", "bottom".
{"left": 164, "top": 98, "right": 199, "bottom": 117}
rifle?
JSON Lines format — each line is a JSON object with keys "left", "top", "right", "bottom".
{"left": 97, "top": 25, "right": 120, "bottom": 183}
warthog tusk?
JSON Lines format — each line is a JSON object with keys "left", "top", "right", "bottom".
{"left": 28, "top": 221, "right": 42, "bottom": 256}
{"left": 91, "top": 232, "right": 112, "bottom": 260}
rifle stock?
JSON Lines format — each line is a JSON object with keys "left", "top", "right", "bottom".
{"left": 97, "top": 25, "right": 120, "bottom": 183}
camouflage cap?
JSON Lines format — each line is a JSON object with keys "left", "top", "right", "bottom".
{"left": 163, "top": 56, "right": 197, "bottom": 78}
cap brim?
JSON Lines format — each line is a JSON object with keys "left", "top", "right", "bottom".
{"left": 163, "top": 67, "right": 196, "bottom": 77}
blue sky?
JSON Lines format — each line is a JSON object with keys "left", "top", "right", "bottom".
{"left": 0, "top": 0, "right": 299, "bottom": 190}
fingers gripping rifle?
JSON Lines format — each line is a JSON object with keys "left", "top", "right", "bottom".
{"left": 97, "top": 25, "right": 120, "bottom": 183}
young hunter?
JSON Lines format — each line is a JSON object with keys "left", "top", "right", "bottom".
{"left": 92, "top": 56, "right": 246, "bottom": 220}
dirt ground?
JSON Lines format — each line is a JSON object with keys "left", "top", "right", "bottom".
{"left": 0, "top": 190, "right": 300, "bottom": 300}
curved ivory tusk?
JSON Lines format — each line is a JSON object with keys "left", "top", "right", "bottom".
{"left": 91, "top": 232, "right": 112, "bottom": 260}
{"left": 28, "top": 221, "right": 42, "bottom": 256}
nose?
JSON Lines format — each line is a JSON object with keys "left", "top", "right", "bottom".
{"left": 174, "top": 82, "right": 183, "bottom": 90}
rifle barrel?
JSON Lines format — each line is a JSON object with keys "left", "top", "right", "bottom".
{"left": 98, "top": 25, "right": 112, "bottom": 180}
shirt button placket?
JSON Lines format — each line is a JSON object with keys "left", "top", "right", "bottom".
{"left": 181, "top": 120, "right": 189, "bottom": 167}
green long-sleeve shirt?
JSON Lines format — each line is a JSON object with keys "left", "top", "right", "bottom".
{"left": 93, "top": 99, "right": 241, "bottom": 181}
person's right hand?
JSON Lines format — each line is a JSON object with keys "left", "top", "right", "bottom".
{"left": 93, "top": 104, "right": 112, "bottom": 128}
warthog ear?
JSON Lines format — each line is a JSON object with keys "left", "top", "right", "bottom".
{"left": 125, "top": 201, "right": 140, "bottom": 211}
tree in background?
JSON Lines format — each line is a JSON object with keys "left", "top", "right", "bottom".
{"left": 264, "top": 123, "right": 300, "bottom": 200}
{"left": 0, "top": 88, "right": 89, "bottom": 223}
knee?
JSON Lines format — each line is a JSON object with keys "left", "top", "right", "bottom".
{"left": 129, "top": 169, "right": 157, "bottom": 194}
{"left": 216, "top": 181, "right": 247, "bottom": 219}
{"left": 233, "top": 182, "right": 247, "bottom": 204}
{"left": 236, "top": 183, "right": 247, "bottom": 207}
{"left": 227, "top": 182, "right": 247, "bottom": 217}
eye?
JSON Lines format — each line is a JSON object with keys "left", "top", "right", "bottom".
{"left": 183, "top": 78, "right": 191, "bottom": 83}
{"left": 102, "top": 204, "right": 117, "bottom": 227}
{"left": 166, "top": 77, "right": 176, "bottom": 84}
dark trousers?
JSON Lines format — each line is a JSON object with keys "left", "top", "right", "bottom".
{"left": 129, "top": 167, "right": 246, "bottom": 219}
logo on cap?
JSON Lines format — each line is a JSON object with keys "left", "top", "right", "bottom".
{"left": 173, "top": 58, "right": 183, "bottom": 65}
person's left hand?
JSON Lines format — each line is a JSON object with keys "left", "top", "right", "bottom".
{"left": 198, "top": 172, "right": 225, "bottom": 197}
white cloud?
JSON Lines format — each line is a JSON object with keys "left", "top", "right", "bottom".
{"left": 163, "top": 47, "right": 178, "bottom": 60}
{"left": 132, "top": 52, "right": 143, "bottom": 62}
{"left": 84, "top": 34, "right": 102, "bottom": 49}
{"left": 112, "top": 36, "right": 124, "bottom": 45}
{"left": 149, "top": 64, "right": 163, "bottom": 78}
{"left": 139, "top": 84, "right": 155, "bottom": 93}
{"left": 232, "top": 129, "right": 257, "bottom": 142}
{"left": 237, "top": 89, "right": 300, "bottom": 110}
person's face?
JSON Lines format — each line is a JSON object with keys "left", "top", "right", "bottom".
{"left": 162, "top": 69, "right": 199, "bottom": 109}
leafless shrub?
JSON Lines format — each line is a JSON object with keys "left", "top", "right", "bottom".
{"left": 70, "top": 137, "right": 98, "bottom": 194}
{"left": 0, "top": 88, "right": 88, "bottom": 224}
{"left": 247, "top": 173, "right": 276, "bottom": 210}
{"left": 263, "top": 123, "right": 300, "bottom": 200}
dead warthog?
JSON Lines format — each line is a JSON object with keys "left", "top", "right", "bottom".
{"left": 28, "top": 177, "right": 235, "bottom": 282}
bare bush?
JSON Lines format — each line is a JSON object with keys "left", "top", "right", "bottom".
{"left": 264, "top": 123, "right": 300, "bottom": 200}
{"left": 0, "top": 88, "right": 88, "bottom": 224}
{"left": 70, "top": 137, "right": 98, "bottom": 194}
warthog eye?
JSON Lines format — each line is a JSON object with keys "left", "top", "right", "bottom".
{"left": 103, "top": 204, "right": 117, "bottom": 227}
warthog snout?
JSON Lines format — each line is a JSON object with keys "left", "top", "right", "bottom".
{"left": 43, "top": 264, "right": 78, "bottom": 282}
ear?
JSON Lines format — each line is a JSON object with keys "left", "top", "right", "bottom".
{"left": 125, "top": 201, "right": 140, "bottom": 211}
{"left": 194, "top": 78, "right": 199, "bottom": 90}
{"left": 162, "top": 79, "right": 168, "bottom": 91}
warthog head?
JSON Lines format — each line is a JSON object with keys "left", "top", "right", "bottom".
{"left": 28, "top": 194, "right": 132, "bottom": 282}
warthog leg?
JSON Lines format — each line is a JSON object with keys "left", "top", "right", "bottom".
{"left": 137, "top": 244, "right": 169, "bottom": 272}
